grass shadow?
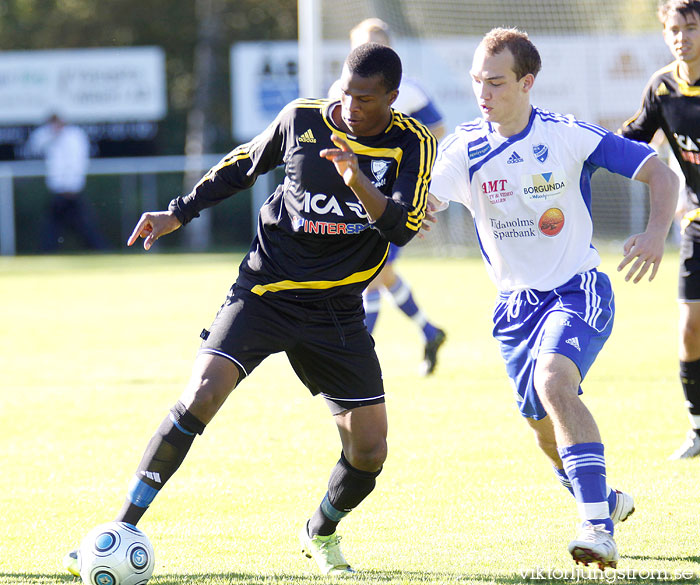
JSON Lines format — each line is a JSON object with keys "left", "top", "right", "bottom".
{"left": 0, "top": 574, "right": 76, "bottom": 584}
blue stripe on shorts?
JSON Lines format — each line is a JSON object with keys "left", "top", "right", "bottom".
{"left": 492, "top": 269, "right": 614, "bottom": 420}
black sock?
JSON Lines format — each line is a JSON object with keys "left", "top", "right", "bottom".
{"left": 307, "top": 452, "right": 382, "bottom": 537}
{"left": 680, "top": 359, "right": 700, "bottom": 432}
{"left": 115, "top": 401, "right": 206, "bottom": 525}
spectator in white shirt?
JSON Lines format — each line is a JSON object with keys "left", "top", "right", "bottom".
{"left": 26, "top": 114, "right": 107, "bottom": 251}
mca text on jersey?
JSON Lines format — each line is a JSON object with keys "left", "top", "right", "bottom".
{"left": 523, "top": 181, "right": 566, "bottom": 195}
{"left": 293, "top": 217, "right": 370, "bottom": 235}
{"left": 490, "top": 217, "right": 536, "bottom": 240}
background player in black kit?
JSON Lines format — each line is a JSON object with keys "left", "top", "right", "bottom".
{"left": 620, "top": 0, "right": 700, "bottom": 459}
{"left": 64, "top": 42, "right": 436, "bottom": 577}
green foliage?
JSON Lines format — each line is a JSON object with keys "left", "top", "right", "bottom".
{"left": 0, "top": 252, "right": 697, "bottom": 584}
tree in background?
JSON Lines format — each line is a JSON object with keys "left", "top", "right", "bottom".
{"left": 0, "top": 0, "right": 297, "bottom": 154}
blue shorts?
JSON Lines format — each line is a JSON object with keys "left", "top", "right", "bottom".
{"left": 386, "top": 242, "right": 401, "bottom": 264}
{"left": 492, "top": 270, "right": 614, "bottom": 420}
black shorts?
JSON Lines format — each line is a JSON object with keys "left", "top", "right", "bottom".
{"left": 679, "top": 219, "right": 700, "bottom": 302}
{"left": 199, "top": 285, "right": 384, "bottom": 414}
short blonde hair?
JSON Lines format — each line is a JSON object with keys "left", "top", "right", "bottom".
{"left": 350, "top": 18, "right": 391, "bottom": 48}
{"left": 480, "top": 27, "right": 542, "bottom": 80}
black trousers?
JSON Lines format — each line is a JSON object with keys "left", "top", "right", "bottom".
{"left": 41, "top": 191, "right": 107, "bottom": 251}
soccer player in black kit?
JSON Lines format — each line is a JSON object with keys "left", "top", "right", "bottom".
{"left": 620, "top": 0, "right": 700, "bottom": 459}
{"left": 64, "top": 43, "right": 436, "bottom": 576}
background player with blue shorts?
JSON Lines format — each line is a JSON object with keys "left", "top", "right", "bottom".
{"left": 430, "top": 28, "right": 679, "bottom": 569}
{"left": 331, "top": 18, "right": 447, "bottom": 375}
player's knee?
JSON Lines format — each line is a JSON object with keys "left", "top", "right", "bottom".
{"left": 536, "top": 380, "right": 579, "bottom": 416}
{"left": 535, "top": 366, "right": 580, "bottom": 413}
{"left": 180, "top": 355, "right": 240, "bottom": 421}
{"left": 346, "top": 439, "right": 387, "bottom": 472}
{"left": 181, "top": 375, "right": 234, "bottom": 423}
{"left": 681, "top": 321, "right": 700, "bottom": 355}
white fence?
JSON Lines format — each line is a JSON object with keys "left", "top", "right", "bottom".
{"left": 0, "top": 154, "right": 654, "bottom": 257}
{"left": 0, "top": 154, "right": 277, "bottom": 256}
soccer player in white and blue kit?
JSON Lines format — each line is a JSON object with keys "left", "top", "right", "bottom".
{"left": 429, "top": 28, "right": 679, "bottom": 569}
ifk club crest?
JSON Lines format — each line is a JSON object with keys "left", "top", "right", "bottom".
{"left": 371, "top": 159, "right": 391, "bottom": 187}
{"left": 533, "top": 143, "right": 549, "bottom": 163}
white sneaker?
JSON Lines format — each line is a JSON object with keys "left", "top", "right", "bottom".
{"left": 299, "top": 525, "right": 355, "bottom": 576}
{"left": 669, "top": 429, "right": 700, "bottom": 460}
{"left": 567, "top": 521, "right": 619, "bottom": 569}
{"left": 610, "top": 490, "right": 635, "bottom": 525}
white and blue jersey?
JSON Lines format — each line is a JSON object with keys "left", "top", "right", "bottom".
{"left": 393, "top": 77, "right": 443, "bottom": 129}
{"left": 431, "top": 106, "right": 656, "bottom": 419}
{"left": 431, "top": 106, "right": 656, "bottom": 293}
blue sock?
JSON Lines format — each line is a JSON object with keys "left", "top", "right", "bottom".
{"left": 607, "top": 488, "right": 617, "bottom": 515}
{"left": 388, "top": 277, "right": 438, "bottom": 340}
{"left": 363, "top": 289, "right": 381, "bottom": 334}
{"left": 555, "top": 466, "right": 617, "bottom": 515}
{"left": 558, "top": 442, "right": 613, "bottom": 534}
{"left": 553, "top": 466, "right": 574, "bottom": 496}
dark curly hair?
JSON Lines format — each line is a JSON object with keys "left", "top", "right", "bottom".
{"left": 344, "top": 42, "right": 402, "bottom": 92}
{"left": 658, "top": 0, "right": 700, "bottom": 24}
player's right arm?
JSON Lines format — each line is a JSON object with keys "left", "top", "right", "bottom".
{"left": 168, "top": 103, "right": 291, "bottom": 228}
{"left": 617, "top": 154, "right": 679, "bottom": 283}
{"left": 127, "top": 102, "right": 292, "bottom": 250}
{"left": 127, "top": 211, "right": 182, "bottom": 250}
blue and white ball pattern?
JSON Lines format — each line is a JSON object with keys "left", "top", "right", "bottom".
{"left": 79, "top": 522, "right": 155, "bottom": 585}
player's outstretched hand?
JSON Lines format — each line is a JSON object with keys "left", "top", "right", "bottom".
{"left": 127, "top": 211, "right": 182, "bottom": 250}
{"left": 617, "top": 230, "right": 666, "bottom": 283}
{"left": 417, "top": 196, "right": 441, "bottom": 239}
{"left": 320, "top": 134, "right": 359, "bottom": 186}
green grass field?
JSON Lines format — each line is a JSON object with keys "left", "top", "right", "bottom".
{"left": 1, "top": 251, "right": 697, "bottom": 585}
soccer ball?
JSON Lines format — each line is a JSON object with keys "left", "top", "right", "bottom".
{"left": 79, "top": 522, "right": 155, "bottom": 585}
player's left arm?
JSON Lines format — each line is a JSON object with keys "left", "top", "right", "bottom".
{"left": 618, "top": 155, "right": 679, "bottom": 283}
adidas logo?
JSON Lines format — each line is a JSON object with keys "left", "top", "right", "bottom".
{"left": 565, "top": 337, "right": 581, "bottom": 351}
{"left": 507, "top": 151, "right": 523, "bottom": 164}
{"left": 299, "top": 129, "right": 316, "bottom": 143}
{"left": 141, "top": 470, "right": 162, "bottom": 483}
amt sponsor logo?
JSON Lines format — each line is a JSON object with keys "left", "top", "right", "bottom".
{"left": 482, "top": 179, "right": 507, "bottom": 193}
{"left": 481, "top": 179, "right": 514, "bottom": 204}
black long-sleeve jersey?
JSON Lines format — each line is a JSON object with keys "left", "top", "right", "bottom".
{"left": 169, "top": 98, "right": 437, "bottom": 301}
{"left": 620, "top": 62, "right": 700, "bottom": 202}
